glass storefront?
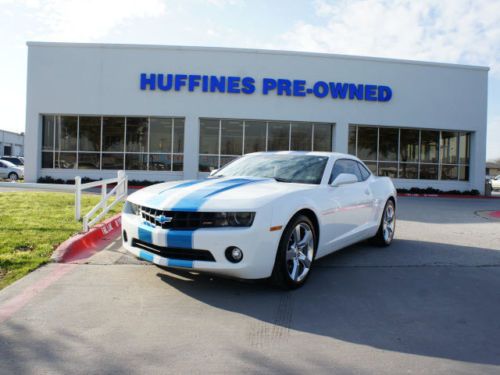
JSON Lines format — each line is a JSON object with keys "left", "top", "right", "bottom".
{"left": 348, "top": 125, "right": 471, "bottom": 181}
{"left": 41, "top": 115, "right": 184, "bottom": 171}
{"left": 199, "top": 118, "right": 334, "bottom": 172}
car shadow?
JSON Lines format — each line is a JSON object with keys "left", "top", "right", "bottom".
{"left": 156, "top": 239, "right": 500, "bottom": 366}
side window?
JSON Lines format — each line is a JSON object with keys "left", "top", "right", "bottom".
{"left": 0, "top": 162, "right": 5, "bottom": 168}
{"left": 330, "top": 159, "right": 362, "bottom": 183}
{"left": 357, "top": 162, "right": 372, "bottom": 181}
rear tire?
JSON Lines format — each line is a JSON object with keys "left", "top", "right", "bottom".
{"left": 373, "top": 199, "right": 396, "bottom": 246}
{"left": 271, "top": 215, "right": 317, "bottom": 289}
{"left": 8, "top": 172, "right": 18, "bottom": 181}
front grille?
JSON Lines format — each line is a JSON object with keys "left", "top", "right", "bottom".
{"left": 141, "top": 206, "right": 224, "bottom": 230}
{"left": 132, "top": 239, "right": 216, "bottom": 262}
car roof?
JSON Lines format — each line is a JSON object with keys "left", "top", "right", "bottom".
{"left": 245, "top": 151, "right": 358, "bottom": 159}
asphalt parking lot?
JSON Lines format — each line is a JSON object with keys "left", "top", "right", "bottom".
{"left": 0, "top": 197, "right": 499, "bottom": 374}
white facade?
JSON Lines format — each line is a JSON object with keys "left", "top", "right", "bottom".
{"left": 0, "top": 130, "right": 24, "bottom": 157}
{"left": 25, "top": 42, "right": 488, "bottom": 192}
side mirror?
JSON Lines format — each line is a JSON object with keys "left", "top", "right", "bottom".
{"left": 331, "top": 173, "right": 358, "bottom": 187}
{"left": 209, "top": 168, "right": 219, "bottom": 176}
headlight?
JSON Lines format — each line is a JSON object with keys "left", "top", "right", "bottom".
{"left": 123, "top": 201, "right": 140, "bottom": 216}
{"left": 207, "top": 212, "right": 255, "bottom": 227}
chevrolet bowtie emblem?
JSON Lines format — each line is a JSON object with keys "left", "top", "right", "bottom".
{"left": 155, "top": 215, "right": 173, "bottom": 224}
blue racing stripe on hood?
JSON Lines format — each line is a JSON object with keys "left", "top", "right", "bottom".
{"left": 169, "top": 178, "right": 266, "bottom": 212}
{"left": 147, "top": 179, "right": 206, "bottom": 207}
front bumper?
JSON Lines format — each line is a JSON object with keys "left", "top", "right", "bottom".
{"left": 121, "top": 210, "right": 282, "bottom": 279}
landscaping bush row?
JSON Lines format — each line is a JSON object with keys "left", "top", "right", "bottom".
{"left": 396, "top": 187, "right": 480, "bottom": 196}
{"left": 37, "top": 176, "right": 159, "bottom": 187}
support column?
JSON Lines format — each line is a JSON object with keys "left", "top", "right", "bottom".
{"left": 333, "top": 121, "right": 349, "bottom": 154}
{"left": 182, "top": 115, "right": 199, "bottom": 180}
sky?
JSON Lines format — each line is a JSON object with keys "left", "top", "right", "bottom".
{"left": 1, "top": 0, "right": 499, "bottom": 160}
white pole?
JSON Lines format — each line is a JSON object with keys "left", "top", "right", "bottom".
{"left": 117, "top": 170, "right": 125, "bottom": 197}
{"left": 101, "top": 183, "right": 107, "bottom": 213}
{"left": 75, "top": 176, "right": 81, "bottom": 221}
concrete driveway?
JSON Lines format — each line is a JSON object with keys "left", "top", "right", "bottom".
{"left": 0, "top": 197, "right": 499, "bottom": 374}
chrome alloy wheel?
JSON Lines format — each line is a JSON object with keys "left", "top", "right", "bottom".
{"left": 286, "top": 223, "right": 314, "bottom": 282}
{"left": 382, "top": 202, "right": 396, "bottom": 243}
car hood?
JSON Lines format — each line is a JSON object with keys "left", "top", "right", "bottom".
{"left": 128, "top": 177, "right": 316, "bottom": 211}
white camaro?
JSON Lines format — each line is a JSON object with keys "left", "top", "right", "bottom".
{"left": 122, "top": 152, "right": 397, "bottom": 288}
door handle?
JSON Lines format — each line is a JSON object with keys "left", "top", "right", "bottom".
{"left": 364, "top": 189, "right": 370, "bottom": 195}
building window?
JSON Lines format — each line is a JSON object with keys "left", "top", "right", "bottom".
{"left": 348, "top": 124, "right": 471, "bottom": 181}
{"left": 41, "top": 115, "right": 184, "bottom": 171}
{"left": 199, "top": 118, "right": 334, "bottom": 172}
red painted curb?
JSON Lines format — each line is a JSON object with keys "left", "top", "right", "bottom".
{"left": 52, "top": 214, "right": 122, "bottom": 263}
{"left": 397, "top": 193, "right": 500, "bottom": 199}
{"left": 488, "top": 211, "right": 500, "bottom": 218}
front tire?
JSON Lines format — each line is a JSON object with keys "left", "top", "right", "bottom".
{"left": 8, "top": 172, "right": 18, "bottom": 181}
{"left": 373, "top": 199, "right": 396, "bottom": 246}
{"left": 271, "top": 215, "right": 316, "bottom": 289}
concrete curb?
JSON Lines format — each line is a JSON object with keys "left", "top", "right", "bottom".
{"left": 52, "top": 214, "right": 122, "bottom": 263}
{"left": 397, "top": 193, "right": 500, "bottom": 199}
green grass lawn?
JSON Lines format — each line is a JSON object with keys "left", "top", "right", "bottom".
{"left": 0, "top": 192, "right": 122, "bottom": 290}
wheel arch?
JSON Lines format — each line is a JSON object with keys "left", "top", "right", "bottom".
{"left": 289, "top": 208, "right": 320, "bottom": 249}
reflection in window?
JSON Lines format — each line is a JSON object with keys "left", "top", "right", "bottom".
{"left": 150, "top": 118, "right": 172, "bottom": 153}
{"left": 78, "top": 153, "right": 100, "bottom": 169}
{"left": 42, "top": 151, "right": 54, "bottom": 168}
{"left": 313, "top": 124, "right": 332, "bottom": 152}
{"left": 420, "top": 130, "right": 439, "bottom": 163}
{"left": 126, "top": 117, "right": 148, "bottom": 153}
{"left": 419, "top": 164, "right": 438, "bottom": 180}
{"left": 244, "top": 121, "right": 266, "bottom": 153}
{"left": 379, "top": 128, "right": 398, "bottom": 161}
{"left": 102, "top": 153, "right": 124, "bottom": 170}
{"left": 55, "top": 152, "right": 76, "bottom": 169}
{"left": 78, "top": 117, "right": 100, "bottom": 151}
{"left": 103, "top": 117, "right": 125, "bottom": 152}
{"left": 173, "top": 119, "right": 184, "bottom": 153}
{"left": 459, "top": 132, "right": 470, "bottom": 164}
{"left": 125, "top": 154, "right": 147, "bottom": 170}
{"left": 291, "top": 122, "right": 312, "bottom": 151}
{"left": 440, "top": 132, "right": 458, "bottom": 164}
{"left": 400, "top": 129, "right": 419, "bottom": 163}
{"left": 268, "top": 122, "right": 290, "bottom": 151}
{"left": 57, "top": 116, "right": 77, "bottom": 151}
{"left": 349, "top": 124, "right": 471, "bottom": 181}
{"left": 199, "top": 119, "right": 220, "bottom": 155}
{"left": 41, "top": 115, "right": 183, "bottom": 172}
{"left": 149, "top": 154, "right": 171, "bottom": 171}
{"left": 198, "top": 118, "right": 334, "bottom": 171}
{"left": 357, "top": 127, "right": 378, "bottom": 161}
{"left": 348, "top": 126, "right": 356, "bottom": 155}
{"left": 378, "top": 162, "right": 398, "bottom": 178}
{"left": 399, "top": 163, "right": 418, "bottom": 179}
{"left": 221, "top": 120, "right": 243, "bottom": 155}
{"left": 42, "top": 116, "right": 55, "bottom": 151}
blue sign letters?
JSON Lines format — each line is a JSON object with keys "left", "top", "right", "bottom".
{"left": 140, "top": 73, "right": 392, "bottom": 102}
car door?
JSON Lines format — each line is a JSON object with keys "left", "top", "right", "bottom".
{"left": 0, "top": 161, "right": 8, "bottom": 178}
{"left": 319, "top": 158, "right": 375, "bottom": 255}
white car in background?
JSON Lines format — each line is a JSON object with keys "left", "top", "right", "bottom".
{"left": 122, "top": 152, "right": 397, "bottom": 289}
{"left": 0, "top": 160, "right": 24, "bottom": 181}
{"left": 491, "top": 175, "right": 500, "bottom": 191}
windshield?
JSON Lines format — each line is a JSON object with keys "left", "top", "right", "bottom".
{"left": 213, "top": 154, "right": 329, "bottom": 184}
{"left": 0, "top": 160, "right": 16, "bottom": 168}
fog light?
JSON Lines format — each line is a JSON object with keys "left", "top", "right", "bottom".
{"left": 123, "top": 230, "right": 128, "bottom": 243}
{"left": 225, "top": 246, "right": 243, "bottom": 263}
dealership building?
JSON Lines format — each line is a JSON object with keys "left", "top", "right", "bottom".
{"left": 24, "top": 42, "right": 489, "bottom": 192}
